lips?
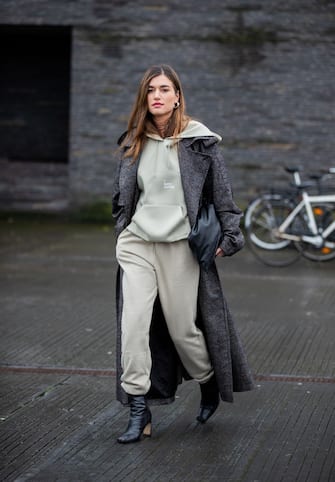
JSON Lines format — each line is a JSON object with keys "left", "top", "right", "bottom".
{"left": 152, "top": 103, "right": 163, "bottom": 107}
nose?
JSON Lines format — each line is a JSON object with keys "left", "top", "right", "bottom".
{"left": 153, "top": 89, "right": 160, "bottom": 99}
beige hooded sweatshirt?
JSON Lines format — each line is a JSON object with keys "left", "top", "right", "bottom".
{"left": 127, "top": 120, "right": 221, "bottom": 242}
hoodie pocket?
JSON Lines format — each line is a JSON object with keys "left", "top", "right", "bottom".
{"left": 131, "top": 204, "right": 189, "bottom": 240}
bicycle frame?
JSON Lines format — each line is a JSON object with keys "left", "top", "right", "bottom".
{"left": 276, "top": 192, "right": 335, "bottom": 247}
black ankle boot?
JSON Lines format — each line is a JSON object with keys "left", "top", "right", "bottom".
{"left": 196, "top": 375, "right": 220, "bottom": 423}
{"left": 117, "top": 395, "right": 152, "bottom": 444}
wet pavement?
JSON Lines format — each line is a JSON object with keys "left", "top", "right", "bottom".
{"left": 0, "top": 218, "right": 334, "bottom": 481}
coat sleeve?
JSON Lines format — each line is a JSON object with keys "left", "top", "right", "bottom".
{"left": 209, "top": 143, "right": 245, "bottom": 256}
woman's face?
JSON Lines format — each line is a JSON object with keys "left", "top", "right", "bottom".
{"left": 147, "top": 74, "right": 179, "bottom": 121}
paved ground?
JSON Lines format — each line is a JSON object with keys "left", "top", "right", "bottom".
{"left": 0, "top": 217, "right": 334, "bottom": 481}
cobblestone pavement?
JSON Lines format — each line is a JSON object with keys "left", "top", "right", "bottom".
{"left": 0, "top": 219, "right": 334, "bottom": 481}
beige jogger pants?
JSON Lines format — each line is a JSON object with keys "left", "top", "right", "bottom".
{"left": 116, "top": 229, "right": 214, "bottom": 396}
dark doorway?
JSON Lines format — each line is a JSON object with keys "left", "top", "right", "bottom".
{"left": 0, "top": 26, "right": 71, "bottom": 163}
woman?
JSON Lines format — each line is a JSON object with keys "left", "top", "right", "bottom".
{"left": 112, "top": 64, "right": 253, "bottom": 444}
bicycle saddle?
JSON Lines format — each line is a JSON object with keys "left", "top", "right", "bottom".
{"left": 285, "top": 166, "right": 303, "bottom": 173}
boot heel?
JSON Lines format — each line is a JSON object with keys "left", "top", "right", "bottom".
{"left": 142, "top": 422, "right": 152, "bottom": 437}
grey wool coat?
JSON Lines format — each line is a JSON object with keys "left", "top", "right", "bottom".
{"left": 112, "top": 135, "right": 254, "bottom": 405}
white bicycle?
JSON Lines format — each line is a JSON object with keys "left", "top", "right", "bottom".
{"left": 245, "top": 168, "right": 335, "bottom": 266}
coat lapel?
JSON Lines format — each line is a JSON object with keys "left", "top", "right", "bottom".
{"left": 178, "top": 139, "right": 212, "bottom": 226}
{"left": 119, "top": 158, "right": 139, "bottom": 219}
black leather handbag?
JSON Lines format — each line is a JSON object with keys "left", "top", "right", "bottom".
{"left": 188, "top": 202, "right": 221, "bottom": 271}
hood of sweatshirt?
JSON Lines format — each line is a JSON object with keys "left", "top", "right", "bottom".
{"left": 176, "top": 120, "right": 222, "bottom": 141}
{"left": 146, "top": 120, "right": 222, "bottom": 143}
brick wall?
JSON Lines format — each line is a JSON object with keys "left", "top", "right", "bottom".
{"left": 1, "top": 0, "right": 334, "bottom": 211}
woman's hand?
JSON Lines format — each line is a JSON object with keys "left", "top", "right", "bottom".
{"left": 215, "top": 247, "right": 224, "bottom": 257}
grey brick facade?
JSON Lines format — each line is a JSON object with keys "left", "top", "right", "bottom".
{"left": 1, "top": 0, "right": 335, "bottom": 211}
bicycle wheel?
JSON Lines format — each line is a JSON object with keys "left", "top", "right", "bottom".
{"left": 245, "top": 195, "right": 293, "bottom": 249}
{"left": 295, "top": 204, "right": 335, "bottom": 261}
{"left": 246, "top": 198, "right": 302, "bottom": 267}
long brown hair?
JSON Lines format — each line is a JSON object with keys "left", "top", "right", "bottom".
{"left": 120, "top": 64, "right": 190, "bottom": 160}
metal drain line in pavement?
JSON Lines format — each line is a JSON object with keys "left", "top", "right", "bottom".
{"left": 0, "top": 365, "right": 334, "bottom": 384}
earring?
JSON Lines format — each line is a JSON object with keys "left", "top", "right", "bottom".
{"left": 174, "top": 101, "right": 180, "bottom": 109}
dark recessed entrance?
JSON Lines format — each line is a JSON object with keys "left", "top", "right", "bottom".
{"left": 0, "top": 26, "right": 71, "bottom": 163}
